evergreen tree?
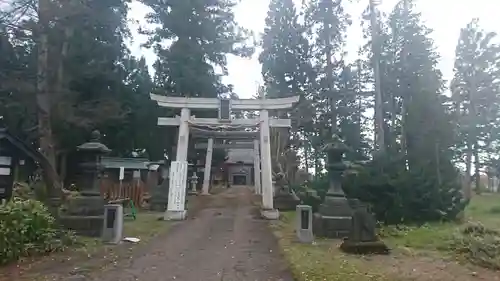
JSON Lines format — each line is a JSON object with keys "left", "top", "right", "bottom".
{"left": 259, "top": 0, "right": 314, "bottom": 177}
{"left": 0, "top": 0, "right": 161, "bottom": 189}
{"left": 344, "top": 0, "right": 465, "bottom": 223}
{"left": 450, "top": 19, "right": 500, "bottom": 195}
{"left": 141, "top": 0, "right": 253, "bottom": 99}
{"left": 303, "top": 0, "right": 352, "bottom": 174}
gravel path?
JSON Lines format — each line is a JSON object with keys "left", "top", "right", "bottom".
{"left": 90, "top": 187, "right": 294, "bottom": 281}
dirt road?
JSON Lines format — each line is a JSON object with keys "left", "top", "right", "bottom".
{"left": 89, "top": 186, "right": 293, "bottom": 281}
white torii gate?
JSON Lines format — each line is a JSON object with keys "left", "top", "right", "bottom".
{"left": 193, "top": 134, "right": 260, "bottom": 195}
{"left": 150, "top": 94, "right": 299, "bottom": 220}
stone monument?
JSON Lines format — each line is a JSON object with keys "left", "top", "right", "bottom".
{"left": 296, "top": 205, "right": 314, "bottom": 243}
{"left": 313, "top": 135, "right": 353, "bottom": 238}
{"left": 339, "top": 203, "right": 390, "bottom": 255}
{"left": 102, "top": 204, "right": 124, "bottom": 244}
{"left": 164, "top": 161, "right": 188, "bottom": 220}
{"left": 59, "top": 130, "right": 110, "bottom": 237}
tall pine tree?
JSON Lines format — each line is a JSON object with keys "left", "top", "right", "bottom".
{"left": 450, "top": 19, "right": 500, "bottom": 196}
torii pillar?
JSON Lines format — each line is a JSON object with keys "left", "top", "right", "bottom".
{"left": 201, "top": 138, "right": 213, "bottom": 195}
{"left": 176, "top": 108, "right": 190, "bottom": 162}
{"left": 259, "top": 109, "right": 274, "bottom": 211}
{"left": 253, "top": 139, "right": 261, "bottom": 195}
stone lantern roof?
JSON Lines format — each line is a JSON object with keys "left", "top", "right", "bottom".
{"left": 76, "top": 130, "right": 111, "bottom": 154}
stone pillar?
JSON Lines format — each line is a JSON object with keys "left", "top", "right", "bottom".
{"left": 175, "top": 108, "right": 190, "bottom": 162}
{"left": 164, "top": 161, "right": 188, "bottom": 220}
{"left": 253, "top": 139, "right": 261, "bottom": 194}
{"left": 259, "top": 109, "right": 278, "bottom": 219}
{"left": 202, "top": 138, "right": 213, "bottom": 195}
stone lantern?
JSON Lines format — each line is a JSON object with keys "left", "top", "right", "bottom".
{"left": 189, "top": 172, "right": 199, "bottom": 194}
{"left": 313, "top": 134, "right": 354, "bottom": 238}
{"left": 76, "top": 130, "right": 111, "bottom": 195}
{"left": 59, "top": 130, "right": 111, "bottom": 237}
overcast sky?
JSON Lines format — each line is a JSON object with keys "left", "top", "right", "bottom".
{"left": 128, "top": 0, "right": 500, "bottom": 99}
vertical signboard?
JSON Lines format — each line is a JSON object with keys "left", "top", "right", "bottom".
{"left": 119, "top": 167, "right": 125, "bottom": 180}
{"left": 167, "top": 161, "right": 188, "bottom": 211}
{"left": 219, "top": 99, "right": 231, "bottom": 120}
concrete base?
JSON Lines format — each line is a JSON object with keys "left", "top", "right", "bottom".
{"left": 297, "top": 229, "right": 314, "bottom": 243}
{"left": 164, "top": 210, "right": 187, "bottom": 221}
{"left": 201, "top": 192, "right": 211, "bottom": 196}
{"left": 261, "top": 209, "right": 280, "bottom": 220}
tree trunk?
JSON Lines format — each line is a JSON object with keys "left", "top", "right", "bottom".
{"left": 37, "top": 0, "right": 62, "bottom": 198}
{"left": 369, "top": 0, "right": 385, "bottom": 155}
{"left": 325, "top": 19, "right": 336, "bottom": 136}
{"left": 464, "top": 141, "right": 473, "bottom": 200}
{"left": 399, "top": 0, "right": 409, "bottom": 167}
{"left": 473, "top": 143, "right": 481, "bottom": 194}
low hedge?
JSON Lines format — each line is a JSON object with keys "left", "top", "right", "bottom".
{"left": 0, "top": 197, "right": 76, "bottom": 265}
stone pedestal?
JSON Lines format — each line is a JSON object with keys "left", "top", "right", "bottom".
{"left": 59, "top": 196, "right": 106, "bottom": 237}
{"left": 313, "top": 196, "right": 353, "bottom": 238}
{"left": 339, "top": 203, "right": 389, "bottom": 255}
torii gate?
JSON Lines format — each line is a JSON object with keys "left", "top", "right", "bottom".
{"left": 150, "top": 94, "right": 299, "bottom": 220}
{"left": 193, "top": 129, "right": 260, "bottom": 194}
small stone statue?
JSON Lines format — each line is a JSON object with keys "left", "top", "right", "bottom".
{"left": 350, "top": 204, "right": 378, "bottom": 242}
{"left": 340, "top": 204, "right": 390, "bottom": 255}
{"left": 273, "top": 172, "right": 300, "bottom": 211}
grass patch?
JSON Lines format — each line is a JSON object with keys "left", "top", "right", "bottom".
{"left": 379, "top": 193, "right": 500, "bottom": 251}
{"left": 75, "top": 211, "right": 168, "bottom": 252}
{"left": 446, "top": 222, "right": 500, "bottom": 270}
{"left": 271, "top": 212, "right": 391, "bottom": 281}
{"left": 271, "top": 194, "right": 500, "bottom": 281}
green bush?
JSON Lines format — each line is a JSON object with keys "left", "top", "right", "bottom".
{"left": 341, "top": 156, "right": 467, "bottom": 224}
{"left": 0, "top": 197, "right": 76, "bottom": 265}
{"left": 446, "top": 222, "right": 500, "bottom": 269}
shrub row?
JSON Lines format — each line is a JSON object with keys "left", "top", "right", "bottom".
{"left": 0, "top": 197, "right": 76, "bottom": 265}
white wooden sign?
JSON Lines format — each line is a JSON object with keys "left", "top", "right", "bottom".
{"left": 167, "top": 161, "right": 188, "bottom": 212}
{"left": 119, "top": 167, "right": 125, "bottom": 180}
{"left": 0, "top": 156, "right": 11, "bottom": 165}
{"left": 0, "top": 168, "right": 10, "bottom": 176}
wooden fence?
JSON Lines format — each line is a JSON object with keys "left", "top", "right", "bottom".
{"left": 100, "top": 178, "right": 146, "bottom": 207}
